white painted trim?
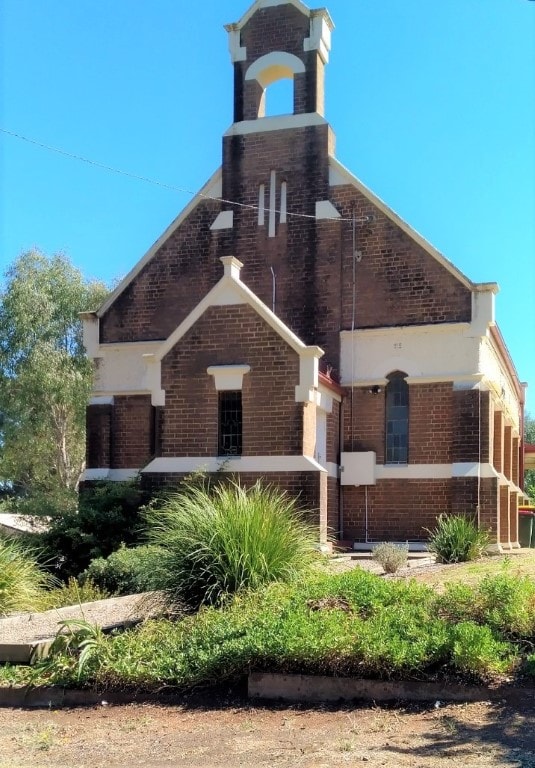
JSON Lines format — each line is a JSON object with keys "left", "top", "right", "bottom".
{"left": 82, "top": 314, "right": 99, "bottom": 357}
{"left": 340, "top": 324, "right": 482, "bottom": 388}
{"left": 225, "top": 112, "right": 327, "bottom": 136}
{"left": 318, "top": 382, "right": 342, "bottom": 403}
{"left": 315, "top": 200, "right": 341, "bottom": 220}
{"left": 245, "top": 52, "right": 305, "bottom": 88}
{"left": 316, "top": 390, "right": 333, "bottom": 413}
{"left": 82, "top": 468, "right": 139, "bottom": 482}
{"left": 97, "top": 169, "right": 222, "bottom": 317}
{"left": 210, "top": 210, "right": 234, "bottom": 230}
{"left": 220, "top": 256, "right": 243, "bottom": 279}
{"left": 142, "top": 455, "right": 326, "bottom": 474}
{"left": 207, "top": 364, "right": 251, "bottom": 391}
{"left": 405, "top": 375, "right": 483, "bottom": 386}
{"left": 373, "top": 462, "right": 501, "bottom": 480}
{"left": 376, "top": 465, "right": 451, "bottom": 480}
{"left": 340, "top": 323, "right": 470, "bottom": 339}
{"left": 304, "top": 12, "right": 332, "bottom": 64}
{"left": 91, "top": 390, "right": 154, "bottom": 398}
{"left": 226, "top": 28, "right": 247, "bottom": 63}
{"left": 89, "top": 396, "right": 114, "bottom": 406}
{"left": 325, "top": 462, "right": 339, "bottom": 479}
{"left": 329, "top": 157, "right": 474, "bottom": 290}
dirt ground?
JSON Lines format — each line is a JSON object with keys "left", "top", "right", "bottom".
{"left": 1, "top": 694, "right": 535, "bottom": 768}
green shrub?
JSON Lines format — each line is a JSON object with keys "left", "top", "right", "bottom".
{"left": 17, "top": 567, "right": 535, "bottom": 691}
{"left": 81, "top": 545, "right": 165, "bottom": 596}
{"left": 474, "top": 573, "right": 535, "bottom": 638}
{"left": 437, "top": 571, "right": 535, "bottom": 641}
{"left": 427, "top": 514, "right": 489, "bottom": 563}
{"left": 145, "top": 480, "right": 318, "bottom": 608}
{"left": 372, "top": 542, "right": 408, "bottom": 573}
{"left": 0, "top": 536, "right": 56, "bottom": 615}
{"left": 39, "top": 479, "right": 149, "bottom": 579}
{"left": 43, "top": 577, "right": 110, "bottom": 609}
{"left": 451, "top": 621, "right": 516, "bottom": 676}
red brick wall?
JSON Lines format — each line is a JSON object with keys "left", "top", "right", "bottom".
{"left": 141, "top": 470, "right": 324, "bottom": 531}
{"left": 409, "top": 383, "right": 453, "bottom": 464}
{"left": 343, "top": 382, "right": 455, "bottom": 465}
{"left": 160, "top": 304, "right": 303, "bottom": 457}
{"left": 451, "top": 389, "right": 489, "bottom": 464}
{"left": 234, "top": 5, "right": 324, "bottom": 120}
{"left": 331, "top": 185, "right": 472, "bottom": 340}
{"left": 111, "top": 395, "right": 153, "bottom": 469}
{"left": 327, "top": 476, "right": 339, "bottom": 539}
{"left": 86, "top": 404, "right": 111, "bottom": 469}
{"left": 342, "top": 480, "right": 452, "bottom": 541}
{"left": 99, "top": 199, "right": 221, "bottom": 343}
{"left": 326, "top": 399, "right": 340, "bottom": 464}
{"left": 343, "top": 387, "right": 385, "bottom": 461}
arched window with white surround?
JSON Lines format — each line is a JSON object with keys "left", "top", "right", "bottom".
{"left": 385, "top": 371, "right": 409, "bottom": 464}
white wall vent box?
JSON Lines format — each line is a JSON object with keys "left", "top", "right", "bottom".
{"left": 340, "top": 451, "right": 376, "bottom": 486}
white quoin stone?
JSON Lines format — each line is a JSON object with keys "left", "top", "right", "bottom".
{"left": 220, "top": 256, "right": 243, "bottom": 280}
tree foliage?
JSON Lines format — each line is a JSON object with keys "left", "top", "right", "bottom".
{"left": 0, "top": 250, "right": 108, "bottom": 499}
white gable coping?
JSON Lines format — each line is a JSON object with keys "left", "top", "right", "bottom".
{"left": 96, "top": 168, "right": 222, "bottom": 317}
{"left": 155, "top": 256, "right": 323, "bottom": 403}
{"left": 225, "top": 0, "right": 333, "bottom": 33}
{"left": 329, "top": 157, "right": 477, "bottom": 291}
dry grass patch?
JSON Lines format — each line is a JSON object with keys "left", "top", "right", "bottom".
{"left": 410, "top": 552, "right": 535, "bottom": 590}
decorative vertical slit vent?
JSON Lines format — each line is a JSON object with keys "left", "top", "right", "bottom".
{"left": 269, "top": 170, "right": 276, "bottom": 237}
{"left": 280, "top": 181, "right": 287, "bottom": 224}
{"left": 258, "top": 184, "right": 265, "bottom": 226}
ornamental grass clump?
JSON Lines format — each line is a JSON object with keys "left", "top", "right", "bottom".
{"left": 0, "top": 536, "right": 56, "bottom": 615}
{"left": 144, "top": 480, "right": 318, "bottom": 609}
{"left": 427, "top": 514, "right": 489, "bottom": 564}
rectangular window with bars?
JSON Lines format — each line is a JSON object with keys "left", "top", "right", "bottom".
{"left": 218, "top": 391, "right": 242, "bottom": 456}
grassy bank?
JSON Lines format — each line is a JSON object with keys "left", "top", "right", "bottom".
{"left": 2, "top": 564, "right": 535, "bottom": 691}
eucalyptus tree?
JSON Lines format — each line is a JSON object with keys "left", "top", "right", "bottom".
{"left": 0, "top": 250, "right": 108, "bottom": 508}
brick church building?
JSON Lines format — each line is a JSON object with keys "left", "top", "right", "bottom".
{"left": 83, "top": 0, "right": 526, "bottom": 550}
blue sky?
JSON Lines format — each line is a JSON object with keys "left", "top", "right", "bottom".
{"left": 1, "top": 0, "right": 534, "bottom": 409}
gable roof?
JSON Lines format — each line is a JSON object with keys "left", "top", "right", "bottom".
{"left": 156, "top": 256, "right": 323, "bottom": 362}
{"left": 329, "top": 156, "right": 497, "bottom": 294}
{"left": 225, "top": 0, "right": 333, "bottom": 33}
{"left": 96, "top": 168, "right": 222, "bottom": 317}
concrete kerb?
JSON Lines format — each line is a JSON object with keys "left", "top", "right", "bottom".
{"left": 248, "top": 674, "right": 535, "bottom": 707}
{"left": 2, "top": 675, "right": 535, "bottom": 709}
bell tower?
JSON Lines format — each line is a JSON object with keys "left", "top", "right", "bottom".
{"left": 225, "top": 0, "right": 333, "bottom": 122}
{"left": 217, "top": 1, "right": 339, "bottom": 349}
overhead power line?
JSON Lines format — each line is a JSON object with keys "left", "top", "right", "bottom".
{"left": 0, "top": 127, "right": 370, "bottom": 224}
